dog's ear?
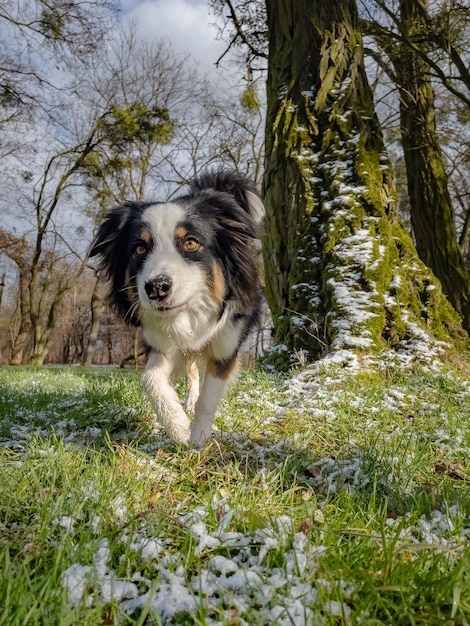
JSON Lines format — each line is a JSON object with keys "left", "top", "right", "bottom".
{"left": 190, "top": 169, "right": 265, "bottom": 227}
{"left": 91, "top": 203, "right": 137, "bottom": 261}
{"left": 90, "top": 202, "right": 145, "bottom": 324}
{"left": 190, "top": 170, "right": 264, "bottom": 310}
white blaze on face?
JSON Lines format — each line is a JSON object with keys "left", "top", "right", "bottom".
{"left": 136, "top": 201, "right": 230, "bottom": 354}
{"left": 137, "top": 203, "right": 206, "bottom": 311}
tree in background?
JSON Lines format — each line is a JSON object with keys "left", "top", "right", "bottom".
{"left": 210, "top": 0, "right": 468, "bottom": 363}
{"left": 0, "top": 230, "right": 31, "bottom": 364}
{"left": 163, "top": 75, "right": 265, "bottom": 187}
{"left": 0, "top": 24, "right": 184, "bottom": 365}
{"left": 361, "top": 0, "right": 470, "bottom": 331}
{"left": 262, "top": 0, "right": 465, "bottom": 361}
{"left": 0, "top": 0, "right": 116, "bottom": 119}
{"left": 0, "top": 0, "right": 117, "bottom": 365}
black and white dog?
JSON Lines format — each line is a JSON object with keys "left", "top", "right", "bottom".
{"left": 91, "top": 169, "right": 264, "bottom": 445}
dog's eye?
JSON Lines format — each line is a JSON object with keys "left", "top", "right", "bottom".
{"left": 184, "top": 237, "right": 200, "bottom": 252}
{"left": 134, "top": 243, "right": 148, "bottom": 256}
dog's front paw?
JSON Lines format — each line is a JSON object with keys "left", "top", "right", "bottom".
{"left": 190, "top": 412, "right": 215, "bottom": 447}
{"left": 167, "top": 418, "right": 191, "bottom": 445}
{"left": 154, "top": 410, "right": 191, "bottom": 445}
{"left": 189, "top": 426, "right": 212, "bottom": 447}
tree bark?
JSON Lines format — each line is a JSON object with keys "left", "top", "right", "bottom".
{"left": 9, "top": 268, "right": 32, "bottom": 365}
{"left": 28, "top": 283, "right": 71, "bottom": 366}
{"left": 263, "top": 0, "right": 466, "bottom": 364}
{"left": 0, "top": 230, "right": 32, "bottom": 364}
{"left": 81, "top": 272, "right": 107, "bottom": 366}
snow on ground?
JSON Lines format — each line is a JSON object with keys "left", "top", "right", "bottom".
{"left": 1, "top": 344, "right": 470, "bottom": 622}
{"left": 58, "top": 491, "right": 468, "bottom": 623}
{"left": 59, "top": 500, "right": 334, "bottom": 624}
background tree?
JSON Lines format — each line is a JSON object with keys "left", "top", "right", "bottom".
{"left": 78, "top": 30, "right": 266, "bottom": 366}
{"left": 161, "top": 75, "right": 265, "bottom": 187}
{"left": 0, "top": 230, "right": 31, "bottom": 364}
{"left": 0, "top": 25, "right": 183, "bottom": 365}
{"left": 0, "top": 0, "right": 117, "bottom": 118}
{"left": 360, "top": 0, "right": 470, "bottom": 330}
{"left": 0, "top": 0, "right": 116, "bottom": 365}
{"left": 262, "top": 0, "right": 465, "bottom": 360}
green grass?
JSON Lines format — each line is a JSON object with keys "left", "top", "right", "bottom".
{"left": 0, "top": 359, "right": 470, "bottom": 625}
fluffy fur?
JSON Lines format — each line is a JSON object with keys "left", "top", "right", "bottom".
{"left": 91, "top": 169, "right": 264, "bottom": 445}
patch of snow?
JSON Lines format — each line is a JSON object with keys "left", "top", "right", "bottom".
{"left": 54, "top": 516, "right": 75, "bottom": 532}
{"left": 61, "top": 564, "right": 92, "bottom": 606}
{"left": 122, "top": 574, "right": 198, "bottom": 621}
{"left": 100, "top": 578, "right": 139, "bottom": 603}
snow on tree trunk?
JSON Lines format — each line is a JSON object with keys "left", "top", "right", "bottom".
{"left": 263, "top": 0, "right": 466, "bottom": 365}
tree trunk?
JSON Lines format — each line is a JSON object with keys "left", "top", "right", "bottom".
{"left": 392, "top": 0, "right": 470, "bottom": 331}
{"left": 10, "top": 268, "right": 32, "bottom": 365}
{"left": 29, "top": 286, "right": 69, "bottom": 366}
{"left": 0, "top": 230, "right": 32, "bottom": 364}
{"left": 263, "top": 0, "right": 465, "bottom": 364}
{"left": 81, "top": 272, "right": 107, "bottom": 366}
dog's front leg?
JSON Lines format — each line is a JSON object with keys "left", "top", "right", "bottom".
{"left": 190, "top": 358, "right": 238, "bottom": 445}
{"left": 190, "top": 374, "right": 226, "bottom": 445}
{"left": 142, "top": 351, "right": 191, "bottom": 444}
{"left": 184, "top": 360, "right": 200, "bottom": 415}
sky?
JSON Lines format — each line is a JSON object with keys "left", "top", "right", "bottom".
{"left": 0, "top": 0, "right": 235, "bottom": 300}
{"left": 121, "top": 0, "right": 228, "bottom": 76}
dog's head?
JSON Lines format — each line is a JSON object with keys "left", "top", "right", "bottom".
{"left": 90, "top": 169, "right": 264, "bottom": 326}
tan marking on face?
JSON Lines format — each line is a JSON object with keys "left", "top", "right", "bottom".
{"left": 175, "top": 225, "right": 188, "bottom": 240}
{"left": 138, "top": 227, "right": 152, "bottom": 244}
{"left": 209, "top": 261, "right": 226, "bottom": 307}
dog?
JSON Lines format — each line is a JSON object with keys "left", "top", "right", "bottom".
{"left": 90, "top": 169, "right": 264, "bottom": 445}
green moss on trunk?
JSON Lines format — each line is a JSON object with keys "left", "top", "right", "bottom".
{"left": 263, "top": 0, "right": 467, "bottom": 367}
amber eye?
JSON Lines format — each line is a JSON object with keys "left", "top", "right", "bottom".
{"left": 184, "top": 237, "right": 200, "bottom": 252}
{"left": 134, "top": 243, "right": 148, "bottom": 256}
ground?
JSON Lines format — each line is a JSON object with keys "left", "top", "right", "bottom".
{"left": 1, "top": 346, "right": 470, "bottom": 624}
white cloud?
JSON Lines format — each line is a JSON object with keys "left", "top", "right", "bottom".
{"left": 121, "top": 0, "right": 227, "bottom": 74}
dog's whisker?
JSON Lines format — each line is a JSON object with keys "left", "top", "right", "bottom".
{"left": 124, "top": 298, "right": 141, "bottom": 323}
{"left": 119, "top": 280, "right": 139, "bottom": 295}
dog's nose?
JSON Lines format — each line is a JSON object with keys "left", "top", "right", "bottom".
{"left": 145, "top": 275, "right": 173, "bottom": 301}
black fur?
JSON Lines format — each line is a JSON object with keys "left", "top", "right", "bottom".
{"left": 91, "top": 202, "right": 152, "bottom": 324}
{"left": 177, "top": 193, "right": 260, "bottom": 310}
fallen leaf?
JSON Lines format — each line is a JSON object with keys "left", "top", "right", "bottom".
{"left": 434, "top": 461, "right": 465, "bottom": 480}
